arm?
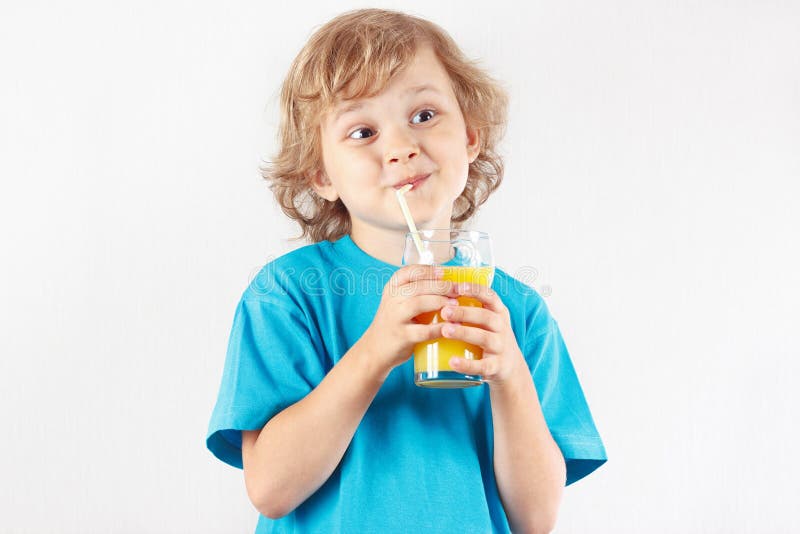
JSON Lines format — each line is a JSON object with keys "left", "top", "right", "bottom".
{"left": 439, "top": 283, "right": 566, "bottom": 533}
{"left": 241, "top": 265, "right": 452, "bottom": 519}
{"left": 490, "top": 370, "right": 566, "bottom": 534}
{"left": 242, "top": 336, "right": 388, "bottom": 519}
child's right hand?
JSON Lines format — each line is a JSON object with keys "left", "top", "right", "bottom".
{"left": 359, "top": 264, "right": 457, "bottom": 374}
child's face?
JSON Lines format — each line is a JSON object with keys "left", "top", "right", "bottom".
{"left": 313, "top": 44, "right": 480, "bottom": 238}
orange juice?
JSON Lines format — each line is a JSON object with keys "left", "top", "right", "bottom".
{"left": 412, "top": 266, "right": 494, "bottom": 388}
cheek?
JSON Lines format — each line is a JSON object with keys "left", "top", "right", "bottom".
{"left": 325, "top": 148, "right": 375, "bottom": 181}
{"left": 434, "top": 143, "right": 471, "bottom": 184}
{"left": 429, "top": 126, "right": 469, "bottom": 161}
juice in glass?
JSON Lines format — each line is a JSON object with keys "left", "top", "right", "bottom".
{"left": 412, "top": 265, "right": 494, "bottom": 387}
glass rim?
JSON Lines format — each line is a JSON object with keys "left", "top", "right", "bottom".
{"left": 404, "top": 228, "right": 491, "bottom": 242}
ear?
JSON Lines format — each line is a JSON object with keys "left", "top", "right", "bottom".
{"left": 466, "top": 124, "right": 481, "bottom": 164}
{"left": 309, "top": 169, "right": 339, "bottom": 202}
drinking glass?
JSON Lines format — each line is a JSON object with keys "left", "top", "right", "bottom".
{"left": 402, "top": 229, "right": 495, "bottom": 388}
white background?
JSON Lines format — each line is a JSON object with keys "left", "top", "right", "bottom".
{"left": 1, "top": 1, "right": 798, "bottom": 532}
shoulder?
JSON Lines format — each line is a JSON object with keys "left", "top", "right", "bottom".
{"left": 242, "top": 240, "right": 338, "bottom": 302}
{"left": 492, "top": 266, "right": 543, "bottom": 307}
{"left": 493, "top": 267, "right": 555, "bottom": 338}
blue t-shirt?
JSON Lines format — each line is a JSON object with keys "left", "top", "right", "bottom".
{"left": 207, "top": 234, "right": 607, "bottom": 533}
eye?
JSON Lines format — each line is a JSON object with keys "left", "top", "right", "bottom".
{"left": 348, "top": 127, "right": 375, "bottom": 140}
{"left": 411, "top": 109, "right": 436, "bottom": 124}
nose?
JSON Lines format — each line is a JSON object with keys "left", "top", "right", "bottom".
{"left": 384, "top": 127, "right": 419, "bottom": 165}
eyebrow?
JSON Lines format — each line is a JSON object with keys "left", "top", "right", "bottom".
{"left": 332, "top": 84, "right": 442, "bottom": 124}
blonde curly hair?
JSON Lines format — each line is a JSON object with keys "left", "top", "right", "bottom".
{"left": 261, "top": 8, "right": 509, "bottom": 243}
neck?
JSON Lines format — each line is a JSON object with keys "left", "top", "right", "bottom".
{"left": 349, "top": 213, "right": 454, "bottom": 267}
{"left": 349, "top": 226, "right": 410, "bottom": 267}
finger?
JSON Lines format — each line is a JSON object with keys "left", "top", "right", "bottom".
{"left": 452, "top": 283, "right": 507, "bottom": 315}
{"left": 407, "top": 295, "right": 459, "bottom": 318}
{"left": 440, "top": 304, "right": 503, "bottom": 332}
{"left": 406, "top": 323, "right": 445, "bottom": 343}
{"left": 397, "top": 279, "right": 455, "bottom": 299}
{"left": 441, "top": 323, "right": 504, "bottom": 354}
{"left": 449, "top": 355, "right": 499, "bottom": 378}
{"left": 391, "top": 264, "right": 443, "bottom": 288}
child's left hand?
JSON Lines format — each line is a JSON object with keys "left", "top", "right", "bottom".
{"left": 440, "top": 283, "right": 527, "bottom": 387}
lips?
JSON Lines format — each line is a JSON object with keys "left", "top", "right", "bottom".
{"left": 392, "top": 173, "right": 431, "bottom": 190}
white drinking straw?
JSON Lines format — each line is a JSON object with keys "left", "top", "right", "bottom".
{"left": 395, "top": 184, "right": 425, "bottom": 259}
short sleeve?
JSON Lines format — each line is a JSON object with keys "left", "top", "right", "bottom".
{"left": 526, "top": 319, "right": 608, "bottom": 486}
{"left": 206, "top": 296, "right": 327, "bottom": 469}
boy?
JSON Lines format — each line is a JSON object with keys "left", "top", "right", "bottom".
{"left": 207, "top": 8, "right": 607, "bottom": 533}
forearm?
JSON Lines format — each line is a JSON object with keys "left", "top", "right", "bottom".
{"left": 491, "top": 368, "right": 566, "bottom": 534}
{"left": 244, "top": 338, "right": 389, "bottom": 518}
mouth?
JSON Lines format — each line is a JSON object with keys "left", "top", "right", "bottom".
{"left": 392, "top": 173, "right": 431, "bottom": 191}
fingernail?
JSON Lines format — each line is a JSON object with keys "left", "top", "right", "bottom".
{"left": 441, "top": 306, "right": 453, "bottom": 318}
{"left": 449, "top": 357, "right": 460, "bottom": 368}
{"left": 443, "top": 324, "right": 455, "bottom": 336}
{"left": 447, "top": 298, "right": 459, "bottom": 306}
